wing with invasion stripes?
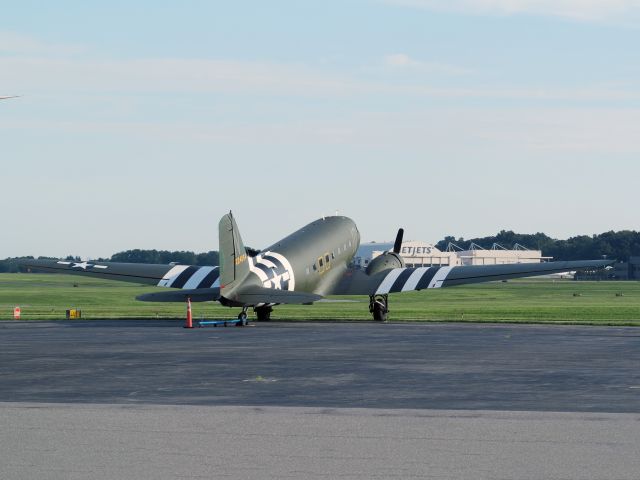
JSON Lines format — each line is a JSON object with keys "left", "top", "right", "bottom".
{"left": 329, "top": 260, "right": 612, "bottom": 296}
{"left": 20, "top": 259, "right": 221, "bottom": 290}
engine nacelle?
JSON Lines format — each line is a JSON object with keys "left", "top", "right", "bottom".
{"left": 366, "top": 252, "right": 405, "bottom": 276}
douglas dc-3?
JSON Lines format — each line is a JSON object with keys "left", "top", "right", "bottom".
{"left": 22, "top": 213, "right": 611, "bottom": 323}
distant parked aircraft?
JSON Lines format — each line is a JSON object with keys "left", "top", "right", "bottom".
{"left": 0, "top": 95, "right": 20, "bottom": 100}
{"left": 22, "top": 213, "right": 611, "bottom": 322}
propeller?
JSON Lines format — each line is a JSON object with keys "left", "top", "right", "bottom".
{"left": 393, "top": 228, "right": 404, "bottom": 254}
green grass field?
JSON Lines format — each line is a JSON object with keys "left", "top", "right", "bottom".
{"left": 1, "top": 273, "right": 639, "bottom": 325}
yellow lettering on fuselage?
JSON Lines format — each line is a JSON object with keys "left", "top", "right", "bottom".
{"left": 235, "top": 254, "right": 247, "bottom": 266}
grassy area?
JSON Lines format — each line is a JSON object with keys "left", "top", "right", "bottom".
{"left": 0, "top": 273, "right": 639, "bottom": 325}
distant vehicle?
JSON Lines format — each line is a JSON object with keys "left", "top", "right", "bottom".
{"left": 22, "top": 213, "right": 611, "bottom": 322}
{"left": 0, "top": 95, "right": 19, "bottom": 100}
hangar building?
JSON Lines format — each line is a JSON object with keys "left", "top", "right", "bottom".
{"left": 353, "top": 240, "right": 548, "bottom": 269}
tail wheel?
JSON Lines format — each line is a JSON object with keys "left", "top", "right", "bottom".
{"left": 237, "top": 309, "right": 248, "bottom": 326}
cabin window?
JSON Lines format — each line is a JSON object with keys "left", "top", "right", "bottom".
{"left": 331, "top": 252, "right": 335, "bottom": 259}
{"left": 312, "top": 264, "right": 317, "bottom": 271}
{"left": 319, "top": 258, "right": 324, "bottom": 267}
{"left": 325, "top": 254, "right": 330, "bottom": 263}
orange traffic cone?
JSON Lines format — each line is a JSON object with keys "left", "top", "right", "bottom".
{"left": 184, "top": 297, "right": 193, "bottom": 328}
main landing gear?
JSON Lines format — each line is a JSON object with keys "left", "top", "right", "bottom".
{"left": 369, "top": 294, "right": 389, "bottom": 322}
{"left": 254, "top": 306, "right": 272, "bottom": 322}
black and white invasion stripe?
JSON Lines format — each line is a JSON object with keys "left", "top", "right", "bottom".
{"left": 374, "top": 266, "right": 454, "bottom": 294}
{"left": 157, "top": 266, "right": 220, "bottom": 289}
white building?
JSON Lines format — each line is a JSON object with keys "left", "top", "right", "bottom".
{"left": 353, "top": 240, "right": 549, "bottom": 269}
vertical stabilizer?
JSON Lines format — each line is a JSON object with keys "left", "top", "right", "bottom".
{"left": 218, "top": 212, "right": 250, "bottom": 296}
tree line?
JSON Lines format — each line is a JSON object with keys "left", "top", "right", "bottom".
{"left": 2, "top": 230, "right": 639, "bottom": 273}
{"left": 0, "top": 250, "right": 220, "bottom": 273}
{"left": 434, "top": 230, "right": 640, "bottom": 262}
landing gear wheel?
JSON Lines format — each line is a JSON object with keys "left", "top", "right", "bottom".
{"left": 369, "top": 294, "right": 389, "bottom": 322}
{"left": 254, "top": 306, "right": 273, "bottom": 322}
{"left": 373, "top": 302, "right": 388, "bottom": 322}
{"left": 237, "top": 309, "right": 248, "bottom": 327}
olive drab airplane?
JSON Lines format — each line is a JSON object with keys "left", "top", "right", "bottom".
{"left": 22, "top": 213, "right": 611, "bottom": 323}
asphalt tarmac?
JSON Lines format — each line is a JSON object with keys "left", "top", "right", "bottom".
{"left": 2, "top": 404, "right": 639, "bottom": 480}
{"left": 1, "top": 320, "right": 640, "bottom": 412}
{"left": 2, "top": 320, "right": 640, "bottom": 479}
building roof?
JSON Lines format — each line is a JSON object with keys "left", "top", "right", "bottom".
{"left": 356, "top": 242, "right": 394, "bottom": 258}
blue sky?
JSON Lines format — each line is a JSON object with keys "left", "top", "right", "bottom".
{"left": 2, "top": 0, "right": 640, "bottom": 258}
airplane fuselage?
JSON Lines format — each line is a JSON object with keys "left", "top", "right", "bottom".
{"left": 246, "top": 216, "right": 360, "bottom": 296}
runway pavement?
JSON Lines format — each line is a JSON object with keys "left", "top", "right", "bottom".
{"left": 2, "top": 403, "right": 639, "bottom": 480}
{"left": 1, "top": 320, "right": 640, "bottom": 411}
{"left": 1, "top": 320, "right": 640, "bottom": 479}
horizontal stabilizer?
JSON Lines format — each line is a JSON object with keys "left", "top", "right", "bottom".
{"left": 228, "top": 286, "right": 323, "bottom": 306}
{"left": 136, "top": 288, "right": 220, "bottom": 302}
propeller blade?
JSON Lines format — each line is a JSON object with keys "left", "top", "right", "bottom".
{"left": 393, "top": 228, "right": 404, "bottom": 254}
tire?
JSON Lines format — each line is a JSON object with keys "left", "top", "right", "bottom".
{"left": 372, "top": 302, "right": 388, "bottom": 322}
{"left": 237, "top": 312, "right": 248, "bottom": 326}
{"left": 255, "top": 307, "right": 272, "bottom": 322}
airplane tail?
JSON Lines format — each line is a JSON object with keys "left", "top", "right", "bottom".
{"left": 218, "top": 212, "right": 251, "bottom": 297}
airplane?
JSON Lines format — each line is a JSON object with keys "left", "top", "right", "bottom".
{"left": 21, "top": 213, "right": 612, "bottom": 323}
{"left": 0, "top": 95, "right": 20, "bottom": 100}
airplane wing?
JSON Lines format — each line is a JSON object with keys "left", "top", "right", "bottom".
{"left": 329, "top": 260, "right": 613, "bottom": 296}
{"left": 20, "top": 259, "right": 220, "bottom": 290}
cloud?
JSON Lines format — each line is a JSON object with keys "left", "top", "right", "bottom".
{"left": 2, "top": 54, "right": 640, "bottom": 103}
{"left": 384, "top": 53, "right": 473, "bottom": 74}
{"left": 0, "top": 56, "right": 363, "bottom": 96}
{"left": 4, "top": 107, "right": 639, "bottom": 155}
{"left": 0, "top": 31, "right": 86, "bottom": 56}
{"left": 383, "top": 0, "right": 640, "bottom": 22}
{"left": 3, "top": 47, "right": 640, "bottom": 106}
{"left": 1, "top": 31, "right": 637, "bottom": 103}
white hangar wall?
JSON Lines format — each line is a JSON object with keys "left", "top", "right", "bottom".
{"left": 353, "top": 240, "right": 548, "bottom": 269}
